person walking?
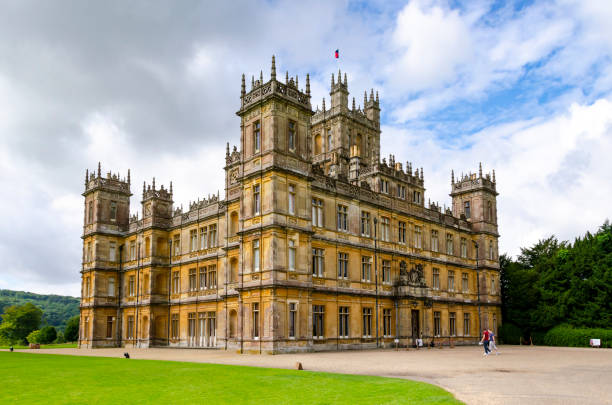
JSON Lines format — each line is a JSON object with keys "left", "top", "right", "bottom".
{"left": 488, "top": 329, "right": 500, "bottom": 355}
{"left": 480, "top": 328, "right": 490, "bottom": 357}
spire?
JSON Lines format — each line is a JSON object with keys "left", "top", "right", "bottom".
{"left": 170, "top": 181, "right": 173, "bottom": 194}
{"left": 331, "top": 73, "right": 335, "bottom": 88}
{"left": 338, "top": 68, "right": 341, "bottom": 85}
{"left": 226, "top": 142, "right": 230, "bottom": 157}
{"left": 370, "top": 88, "right": 374, "bottom": 102}
{"left": 286, "top": 71, "right": 289, "bottom": 84}
{"left": 420, "top": 167, "right": 424, "bottom": 180}
{"left": 85, "top": 168, "right": 88, "bottom": 185}
{"left": 364, "top": 91, "right": 367, "bottom": 107}
{"left": 352, "top": 97, "right": 356, "bottom": 110}
{"left": 306, "top": 73, "right": 310, "bottom": 96}
{"left": 322, "top": 97, "right": 326, "bottom": 111}
{"left": 492, "top": 170, "right": 496, "bottom": 183}
{"left": 143, "top": 181, "right": 146, "bottom": 196}
{"left": 270, "top": 55, "right": 276, "bottom": 80}
{"left": 259, "top": 70, "right": 263, "bottom": 84}
{"left": 97, "top": 162, "right": 101, "bottom": 177}
{"left": 451, "top": 169, "right": 454, "bottom": 184}
{"left": 376, "top": 91, "right": 379, "bottom": 103}
{"left": 479, "top": 162, "right": 483, "bottom": 178}
{"left": 127, "top": 169, "right": 131, "bottom": 185}
{"left": 295, "top": 75, "right": 298, "bottom": 89}
{"left": 152, "top": 177, "right": 156, "bottom": 190}
{"left": 241, "top": 74, "right": 245, "bottom": 96}
{"left": 344, "top": 72, "right": 347, "bottom": 86}
{"left": 251, "top": 75, "right": 254, "bottom": 89}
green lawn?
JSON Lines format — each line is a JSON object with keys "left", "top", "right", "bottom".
{"left": 0, "top": 352, "right": 461, "bottom": 404}
{"left": 0, "top": 342, "right": 77, "bottom": 349}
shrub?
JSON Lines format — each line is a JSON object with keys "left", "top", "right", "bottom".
{"left": 27, "top": 329, "right": 42, "bottom": 344}
{"left": 55, "top": 331, "right": 66, "bottom": 344}
{"left": 543, "top": 325, "right": 612, "bottom": 348}
{"left": 39, "top": 325, "right": 57, "bottom": 344}
{"left": 499, "top": 322, "right": 522, "bottom": 344}
{"left": 64, "top": 315, "right": 79, "bottom": 342}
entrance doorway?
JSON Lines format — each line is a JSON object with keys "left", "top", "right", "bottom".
{"left": 411, "top": 310, "right": 420, "bottom": 340}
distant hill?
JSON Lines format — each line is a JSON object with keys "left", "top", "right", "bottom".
{"left": 0, "top": 289, "right": 79, "bottom": 331}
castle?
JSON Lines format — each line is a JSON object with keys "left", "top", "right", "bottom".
{"left": 79, "top": 56, "right": 501, "bottom": 353}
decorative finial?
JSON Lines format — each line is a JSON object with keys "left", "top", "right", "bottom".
{"left": 322, "top": 97, "right": 326, "bottom": 111}
{"left": 338, "top": 69, "right": 341, "bottom": 84}
{"left": 331, "top": 73, "right": 335, "bottom": 88}
{"left": 152, "top": 177, "right": 156, "bottom": 190}
{"left": 451, "top": 169, "right": 454, "bottom": 184}
{"left": 420, "top": 167, "right": 424, "bottom": 180}
{"left": 295, "top": 75, "right": 298, "bottom": 89}
{"left": 306, "top": 73, "right": 310, "bottom": 96}
{"left": 97, "top": 162, "right": 101, "bottom": 177}
{"left": 170, "top": 181, "right": 173, "bottom": 194}
{"left": 370, "top": 88, "right": 374, "bottom": 102}
{"left": 479, "top": 162, "right": 483, "bottom": 178}
{"left": 364, "top": 91, "right": 367, "bottom": 107}
{"left": 241, "top": 74, "right": 245, "bottom": 96}
{"left": 271, "top": 55, "right": 276, "bottom": 80}
{"left": 352, "top": 97, "right": 356, "bottom": 110}
{"left": 286, "top": 71, "right": 289, "bottom": 84}
{"left": 344, "top": 72, "right": 347, "bottom": 86}
{"left": 376, "top": 91, "right": 379, "bottom": 103}
{"left": 85, "top": 169, "right": 88, "bottom": 185}
{"left": 259, "top": 70, "right": 263, "bottom": 84}
{"left": 251, "top": 75, "right": 255, "bottom": 89}
{"left": 492, "top": 170, "right": 496, "bottom": 183}
{"left": 226, "top": 142, "right": 230, "bottom": 157}
{"left": 143, "top": 181, "right": 146, "bottom": 195}
{"left": 127, "top": 169, "right": 131, "bottom": 185}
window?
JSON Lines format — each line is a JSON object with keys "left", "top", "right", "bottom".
{"left": 110, "top": 201, "right": 117, "bottom": 221}
{"left": 253, "top": 121, "right": 261, "bottom": 153}
{"left": 209, "top": 224, "right": 217, "bottom": 248}
{"left": 414, "top": 225, "right": 422, "bottom": 249}
{"left": 398, "top": 221, "right": 406, "bottom": 243}
{"left": 188, "top": 312, "right": 196, "bottom": 345}
{"left": 190, "top": 230, "right": 198, "bottom": 252}
{"left": 171, "top": 314, "right": 179, "bottom": 339}
{"left": 449, "top": 312, "right": 456, "bottom": 336}
{"left": 145, "top": 237, "right": 150, "bottom": 257}
{"left": 361, "top": 256, "right": 372, "bottom": 282}
{"left": 489, "top": 240, "right": 494, "bottom": 260}
{"left": 431, "top": 230, "right": 439, "bottom": 252}
{"left": 288, "top": 184, "right": 295, "bottom": 215}
{"left": 173, "top": 235, "right": 180, "bottom": 256}
{"left": 200, "top": 227, "right": 207, "bottom": 250}
{"left": 446, "top": 233, "right": 454, "bottom": 255}
{"left": 128, "top": 275, "right": 135, "bottom": 297}
{"left": 314, "top": 134, "right": 322, "bottom": 154}
{"left": 189, "top": 268, "right": 197, "bottom": 291}
{"left": 397, "top": 184, "right": 406, "bottom": 199}
{"left": 129, "top": 241, "right": 136, "bottom": 261}
{"left": 362, "top": 307, "right": 372, "bottom": 337}
{"left": 108, "top": 277, "right": 115, "bottom": 297}
{"left": 199, "top": 267, "right": 206, "bottom": 290}
{"left": 381, "top": 217, "right": 390, "bottom": 241}
{"left": 462, "top": 272, "right": 469, "bottom": 293}
{"left": 448, "top": 270, "right": 455, "bottom": 292}
{"left": 461, "top": 238, "right": 467, "bottom": 258}
{"left": 252, "top": 303, "right": 260, "bottom": 338}
{"left": 383, "top": 309, "right": 392, "bottom": 337}
{"left": 127, "top": 316, "right": 134, "bottom": 339}
{"left": 88, "top": 202, "right": 93, "bottom": 224}
{"left": 106, "top": 316, "right": 113, "bottom": 338}
{"left": 312, "top": 198, "right": 323, "bottom": 227}
{"left": 288, "top": 121, "right": 296, "bottom": 151}
{"left": 313, "top": 305, "right": 324, "bottom": 338}
{"left": 380, "top": 179, "right": 389, "bottom": 194}
{"left": 434, "top": 311, "right": 441, "bottom": 336}
{"left": 327, "top": 128, "right": 332, "bottom": 151}
{"left": 382, "top": 260, "right": 391, "bottom": 284}
{"left": 288, "top": 303, "right": 297, "bottom": 338}
{"left": 413, "top": 190, "right": 421, "bottom": 204}
{"left": 312, "top": 248, "right": 324, "bottom": 277}
{"left": 85, "top": 242, "right": 92, "bottom": 263}
{"left": 288, "top": 240, "right": 296, "bottom": 271}
{"left": 253, "top": 240, "right": 260, "bottom": 272}
{"left": 464, "top": 201, "right": 470, "bottom": 219}
{"left": 491, "top": 277, "right": 496, "bottom": 295}
{"left": 361, "top": 211, "right": 371, "bottom": 236}
{"left": 432, "top": 268, "right": 440, "bottom": 290}
{"left": 109, "top": 242, "right": 116, "bottom": 262}
{"left": 337, "top": 205, "right": 348, "bottom": 231}
{"left": 339, "top": 306, "right": 349, "bottom": 338}
{"left": 253, "top": 184, "right": 261, "bottom": 215}
{"left": 487, "top": 201, "right": 493, "bottom": 222}
{"left": 464, "top": 313, "right": 470, "bottom": 336}
{"left": 172, "top": 271, "right": 180, "bottom": 294}
{"left": 338, "top": 252, "right": 348, "bottom": 279}
{"left": 208, "top": 265, "right": 217, "bottom": 288}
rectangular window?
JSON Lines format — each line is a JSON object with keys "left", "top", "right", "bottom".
{"left": 397, "top": 184, "right": 406, "bottom": 199}
{"left": 188, "top": 313, "right": 196, "bottom": 345}
{"left": 88, "top": 202, "right": 93, "bottom": 224}
{"left": 109, "top": 241, "right": 116, "bottom": 262}
{"left": 288, "top": 303, "right": 297, "bottom": 338}
{"left": 288, "top": 184, "right": 295, "bottom": 215}
{"left": 190, "top": 230, "right": 198, "bottom": 252}
{"left": 462, "top": 272, "right": 469, "bottom": 293}
{"left": 337, "top": 205, "right": 348, "bottom": 231}
{"left": 312, "top": 198, "right": 323, "bottom": 227}
{"left": 382, "top": 260, "right": 391, "bottom": 284}
{"left": 288, "top": 121, "right": 296, "bottom": 151}
{"left": 189, "top": 268, "right": 197, "bottom": 291}
{"left": 381, "top": 217, "right": 390, "bottom": 242}
{"left": 339, "top": 306, "right": 349, "bottom": 338}
{"left": 448, "top": 270, "right": 455, "bottom": 292}
{"left": 200, "top": 227, "right": 207, "bottom": 250}
{"left": 313, "top": 305, "right": 325, "bottom": 338}
{"left": 380, "top": 179, "right": 389, "bottom": 194}
{"left": 208, "top": 265, "right": 217, "bottom": 289}
{"left": 84, "top": 276, "right": 90, "bottom": 297}
{"left": 446, "top": 233, "right": 454, "bottom": 255}
{"left": 127, "top": 316, "right": 134, "bottom": 339}
{"left": 171, "top": 314, "right": 179, "bottom": 339}
{"left": 199, "top": 267, "right": 206, "bottom": 290}
{"left": 312, "top": 248, "right": 324, "bottom": 277}
{"left": 110, "top": 201, "right": 117, "bottom": 221}
{"left": 106, "top": 316, "right": 113, "bottom": 338}
{"left": 398, "top": 221, "right": 406, "bottom": 243}
{"left": 361, "top": 211, "right": 370, "bottom": 236}
{"left": 434, "top": 311, "right": 441, "bottom": 336}
{"left": 414, "top": 225, "right": 422, "bottom": 249}
{"left": 464, "top": 201, "right": 470, "bottom": 219}
{"left": 413, "top": 190, "right": 421, "bottom": 204}
{"left": 252, "top": 303, "right": 260, "bottom": 338}
{"left": 449, "top": 312, "right": 456, "bottom": 336}
{"left": 253, "top": 184, "right": 261, "bottom": 215}
{"left": 362, "top": 307, "right": 372, "bottom": 337}
{"left": 489, "top": 240, "right": 495, "bottom": 260}
{"left": 209, "top": 224, "right": 217, "bottom": 248}
{"left": 464, "top": 313, "right": 470, "bottom": 336}
{"left": 253, "top": 240, "right": 260, "bottom": 272}
{"left": 361, "top": 256, "right": 372, "bottom": 282}
{"left": 129, "top": 241, "right": 136, "bottom": 261}
{"left": 461, "top": 238, "right": 467, "bottom": 258}
{"left": 338, "top": 252, "right": 348, "bottom": 279}
{"left": 128, "top": 275, "right": 135, "bottom": 297}
{"left": 172, "top": 271, "right": 180, "bottom": 294}
{"left": 288, "top": 240, "right": 296, "bottom": 270}
{"left": 108, "top": 277, "right": 115, "bottom": 297}
{"left": 431, "top": 230, "right": 439, "bottom": 252}
{"left": 433, "top": 268, "right": 440, "bottom": 290}
{"left": 173, "top": 235, "right": 180, "bottom": 257}
{"left": 254, "top": 121, "right": 261, "bottom": 152}
{"left": 383, "top": 309, "right": 392, "bottom": 337}
{"left": 491, "top": 277, "right": 496, "bottom": 295}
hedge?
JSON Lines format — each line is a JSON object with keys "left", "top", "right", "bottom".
{"left": 499, "top": 322, "right": 522, "bottom": 344}
{"left": 543, "top": 325, "right": 612, "bottom": 348}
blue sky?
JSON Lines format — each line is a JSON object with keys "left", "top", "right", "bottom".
{"left": 0, "top": 0, "right": 611, "bottom": 296}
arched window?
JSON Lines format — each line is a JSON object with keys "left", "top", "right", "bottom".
{"left": 230, "top": 258, "right": 238, "bottom": 283}
{"left": 229, "top": 310, "right": 238, "bottom": 338}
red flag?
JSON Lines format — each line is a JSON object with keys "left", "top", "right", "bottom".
{"left": 335, "top": 49, "right": 339, "bottom": 59}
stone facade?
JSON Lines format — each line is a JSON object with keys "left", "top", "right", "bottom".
{"left": 79, "top": 56, "right": 501, "bottom": 353}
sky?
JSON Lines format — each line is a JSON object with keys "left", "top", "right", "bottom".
{"left": 0, "top": 0, "right": 611, "bottom": 297}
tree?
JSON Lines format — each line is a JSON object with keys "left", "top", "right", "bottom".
{"left": 39, "top": 325, "right": 57, "bottom": 344}
{"left": 27, "top": 329, "right": 42, "bottom": 344}
{"left": 64, "top": 315, "right": 80, "bottom": 342}
{"left": 55, "top": 331, "right": 66, "bottom": 344}
{"left": 0, "top": 302, "right": 43, "bottom": 344}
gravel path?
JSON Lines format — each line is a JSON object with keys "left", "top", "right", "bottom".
{"left": 6, "top": 345, "right": 612, "bottom": 405}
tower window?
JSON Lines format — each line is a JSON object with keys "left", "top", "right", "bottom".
{"left": 253, "top": 184, "right": 261, "bottom": 215}
{"left": 288, "top": 239, "right": 296, "bottom": 270}
{"left": 253, "top": 121, "right": 261, "bottom": 153}
{"left": 288, "top": 184, "right": 295, "bottom": 215}
{"left": 252, "top": 303, "right": 260, "bottom": 338}
{"left": 312, "top": 248, "right": 324, "bottom": 277}
{"left": 253, "top": 239, "right": 260, "bottom": 272}
{"left": 110, "top": 201, "right": 117, "bottom": 221}
{"left": 288, "top": 121, "right": 296, "bottom": 151}
{"left": 312, "top": 198, "right": 323, "bottom": 227}
{"left": 464, "top": 201, "right": 470, "bottom": 219}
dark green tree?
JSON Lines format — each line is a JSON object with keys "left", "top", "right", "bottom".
{"left": 39, "top": 325, "right": 57, "bottom": 344}
{"left": 0, "top": 302, "right": 43, "bottom": 344}
{"left": 64, "top": 315, "right": 80, "bottom": 342}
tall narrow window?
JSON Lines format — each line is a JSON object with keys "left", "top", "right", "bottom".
{"left": 381, "top": 217, "right": 390, "bottom": 241}
{"left": 398, "top": 221, "right": 406, "bottom": 243}
{"left": 313, "top": 305, "right": 324, "bottom": 338}
{"left": 129, "top": 241, "right": 136, "bottom": 261}
{"left": 172, "top": 271, "right": 180, "bottom": 294}
{"left": 171, "top": 314, "right": 179, "bottom": 339}
{"left": 431, "top": 230, "right": 439, "bottom": 252}
{"left": 200, "top": 227, "right": 207, "bottom": 250}
{"left": 253, "top": 184, "right": 261, "bottom": 215}
{"left": 108, "top": 277, "right": 115, "bottom": 297}
{"left": 338, "top": 252, "right": 348, "bottom": 279}
{"left": 339, "top": 306, "right": 349, "bottom": 338}
{"left": 489, "top": 240, "right": 494, "bottom": 260}
{"left": 288, "top": 121, "right": 296, "bottom": 151}
{"left": 464, "top": 313, "right": 470, "bottom": 336}
{"left": 312, "top": 248, "right": 324, "bottom": 277}
{"left": 448, "top": 270, "right": 455, "bottom": 292}
{"left": 209, "top": 224, "right": 217, "bottom": 248}
{"left": 361, "top": 256, "right": 372, "bottom": 282}
{"left": 446, "top": 233, "right": 454, "bottom": 255}
{"left": 433, "top": 268, "right": 440, "bottom": 290}
{"left": 110, "top": 201, "right": 117, "bottom": 221}
{"left": 208, "top": 265, "right": 217, "bottom": 289}
{"left": 127, "top": 316, "right": 134, "bottom": 339}
{"left": 312, "top": 198, "right": 323, "bottom": 227}
{"left": 434, "top": 311, "right": 441, "bottom": 336}
{"left": 462, "top": 272, "right": 469, "bottom": 293}
{"left": 199, "top": 267, "right": 206, "bottom": 290}
{"left": 288, "top": 184, "right": 295, "bottom": 215}
{"left": 189, "top": 268, "right": 197, "bottom": 291}
{"left": 252, "top": 303, "right": 260, "bottom": 338}
{"left": 449, "top": 312, "right": 456, "bottom": 336}
{"left": 254, "top": 121, "right": 261, "bottom": 153}
{"left": 362, "top": 307, "right": 372, "bottom": 337}
{"left": 87, "top": 202, "right": 93, "bottom": 224}
{"left": 413, "top": 191, "right": 421, "bottom": 204}
{"left": 190, "top": 230, "right": 198, "bottom": 252}
{"left": 128, "top": 275, "right": 135, "bottom": 296}
{"left": 173, "top": 235, "right": 180, "bottom": 257}
{"left": 288, "top": 240, "right": 296, "bottom": 271}
{"left": 414, "top": 226, "right": 422, "bottom": 249}
{"left": 461, "top": 238, "right": 467, "bottom": 258}
{"left": 337, "top": 205, "right": 348, "bottom": 231}
{"left": 288, "top": 303, "right": 297, "bottom": 338}
{"left": 491, "top": 277, "right": 496, "bottom": 295}
{"left": 360, "top": 211, "right": 371, "bottom": 236}
{"left": 487, "top": 201, "right": 493, "bottom": 222}
{"left": 109, "top": 241, "right": 116, "bottom": 262}
{"left": 464, "top": 201, "right": 470, "bottom": 219}
{"left": 106, "top": 316, "right": 113, "bottom": 338}
{"left": 383, "top": 309, "right": 392, "bottom": 337}
{"left": 253, "top": 240, "right": 260, "bottom": 272}
{"left": 493, "top": 314, "right": 497, "bottom": 334}
{"left": 382, "top": 260, "right": 391, "bottom": 284}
